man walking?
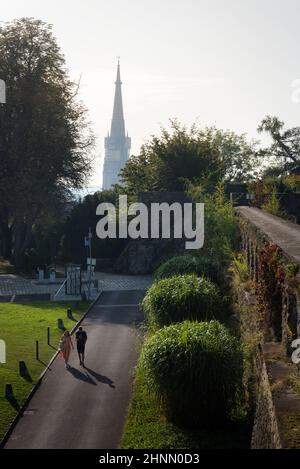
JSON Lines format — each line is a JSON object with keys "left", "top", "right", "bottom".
{"left": 75, "top": 326, "right": 87, "bottom": 367}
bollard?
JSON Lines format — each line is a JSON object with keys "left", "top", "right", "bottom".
{"left": 19, "top": 360, "right": 28, "bottom": 377}
{"left": 47, "top": 327, "right": 50, "bottom": 346}
{"left": 36, "top": 340, "right": 39, "bottom": 361}
{"left": 67, "top": 308, "right": 73, "bottom": 320}
{"left": 5, "top": 383, "right": 13, "bottom": 399}
{"left": 58, "top": 318, "right": 64, "bottom": 330}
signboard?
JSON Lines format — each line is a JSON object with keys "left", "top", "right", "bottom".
{"left": 65, "top": 264, "right": 82, "bottom": 295}
{"left": 87, "top": 258, "right": 96, "bottom": 266}
{"left": 0, "top": 79, "right": 6, "bottom": 104}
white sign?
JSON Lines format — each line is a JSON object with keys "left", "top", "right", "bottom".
{"left": 0, "top": 339, "right": 6, "bottom": 364}
{"left": 87, "top": 258, "right": 96, "bottom": 266}
{"left": 0, "top": 79, "right": 6, "bottom": 104}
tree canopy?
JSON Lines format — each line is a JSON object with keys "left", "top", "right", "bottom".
{"left": 258, "top": 116, "right": 300, "bottom": 175}
{"left": 0, "top": 18, "right": 94, "bottom": 270}
{"left": 119, "top": 120, "right": 259, "bottom": 196}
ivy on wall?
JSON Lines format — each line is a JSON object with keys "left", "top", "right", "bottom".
{"left": 256, "top": 244, "right": 285, "bottom": 341}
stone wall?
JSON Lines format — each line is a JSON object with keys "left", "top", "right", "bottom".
{"left": 233, "top": 279, "right": 300, "bottom": 449}
{"left": 113, "top": 192, "right": 191, "bottom": 274}
{"left": 236, "top": 208, "right": 300, "bottom": 349}
{"left": 251, "top": 347, "right": 282, "bottom": 449}
{"left": 233, "top": 207, "right": 300, "bottom": 449}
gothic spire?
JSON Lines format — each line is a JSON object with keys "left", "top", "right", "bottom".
{"left": 110, "top": 59, "right": 125, "bottom": 138}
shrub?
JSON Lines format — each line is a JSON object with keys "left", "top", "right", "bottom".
{"left": 229, "top": 254, "right": 249, "bottom": 285}
{"left": 187, "top": 182, "right": 240, "bottom": 265}
{"left": 143, "top": 274, "right": 224, "bottom": 329}
{"left": 154, "top": 255, "right": 221, "bottom": 283}
{"left": 142, "top": 321, "right": 243, "bottom": 427}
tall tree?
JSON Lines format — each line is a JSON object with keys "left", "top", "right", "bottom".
{"left": 119, "top": 120, "right": 259, "bottom": 196}
{"left": 0, "top": 18, "right": 94, "bottom": 270}
{"left": 258, "top": 116, "right": 300, "bottom": 175}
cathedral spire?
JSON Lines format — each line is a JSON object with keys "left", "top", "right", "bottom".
{"left": 102, "top": 60, "right": 131, "bottom": 190}
{"left": 110, "top": 59, "right": 125, "bottom": 138}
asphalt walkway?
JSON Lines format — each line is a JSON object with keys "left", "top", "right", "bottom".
{"left": 236, "top": 207, "right": 300, "bottom": 263}
{"left": 4, "top": 290, "right": 145, "bottom": 449}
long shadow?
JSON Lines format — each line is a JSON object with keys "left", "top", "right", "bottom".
{"left": 21, "top": 373, "right": 33, "bottom": 383}
{"left": 84, "top": 367, "right": 115, "bottom": 389}
{"left": 38, "top": 359, "right": 49, "bottom": 367}
{"left": 6, "top": 397, "right": 20, "bottom": 411}
{"left": 67, "top": 366, "right": 97, "bottom": 385}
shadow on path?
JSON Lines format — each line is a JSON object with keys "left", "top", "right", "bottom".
{"left": 67, "top": 366, "right": 96, "bottom": 385}
{"left": 84, "top": 367, "right": 115, "bottom": 389}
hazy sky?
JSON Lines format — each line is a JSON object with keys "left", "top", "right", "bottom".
{"left": 2, "top": 0, "right": 300, "bottom": 189}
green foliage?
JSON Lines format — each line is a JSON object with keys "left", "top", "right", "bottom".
{"left": 143, "top": 274, "right": 224, "bottom": 329}
{"left": 0, "top": 301, "right": 88, "bottom": 441}
{"left": 286, "top": 263, "right": 300, "bottom": 279}
{"left": 229, "top": 254, "right": 249, "bottom": 284}
{"left": 0, "top": 18, "right": 94, "bottom": 270}
{"left": 248, "top": 178, "right": 292, "bottom": 220}
{"left": 154, "top": 254, "right": 221, "bottom": 283}
{"left": 142, "top": 321, "right": 243, "bottom": 427}
{"left": 188, "top": 182, "right": 240, "bottom": 265}
{"left": 258, "top": 116, "right": 300, "bottom": 174}
{"left": 61, "top": 189, "right": 126, "bottom": 264}
{"left": 121, "top": 358, "right": 251, "bottom": 449}
{"left": 262, "top": 187, "right": 282, "bottom": 216}
{"left": 120, "top": 120, "right": 258, "bottom": 197}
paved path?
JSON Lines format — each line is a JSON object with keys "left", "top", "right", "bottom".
{"left": 236, "top": 207, "right": 300, "bottom": 264}
{"left": 0, "top": 274, "right": 58, "bottom": 297}
{"left": 0, "top": 272, "right": 152, "bottom": 298}
{"left": 95, "top": 272, "right": 152, "bottom": 291}
{"left": 4, "top": 290, "right": 145, "bottom": 449}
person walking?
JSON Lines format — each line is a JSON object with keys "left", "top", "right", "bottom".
{"left": 59, "top": 330, "right": 74, "bottom": 368}
{"left": 75, "top": 326, "right": 87, "bottom": 367}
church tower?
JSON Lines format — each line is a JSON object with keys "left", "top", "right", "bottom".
{"left": 102, "top": 60, "right": 131, "bottom": 190}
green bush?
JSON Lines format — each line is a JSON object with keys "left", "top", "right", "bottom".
{"left": 154, "top": 255, "right": 221, "bottom": 283}
{"left": 143, "top": 274, "right": 224, "bottom": 329}
{"left": 142, "top": 321, "right": 243, "bottom": 427}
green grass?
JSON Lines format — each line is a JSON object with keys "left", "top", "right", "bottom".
{"left": 0, "top": 301, "right": 89, "bottom": 441}
{"left": 0, "top": 258, "right": 15, "bottom": 274}
{"left": 120, "top": 360, "right": 251, "bottom": 449}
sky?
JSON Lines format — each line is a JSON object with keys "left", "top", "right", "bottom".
{"left": 2, "top": 0, "right": 300, "bottom": 190}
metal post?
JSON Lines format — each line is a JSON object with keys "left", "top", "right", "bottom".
{"left": 5, "top": 383, "right": 13, "bottom": 399}
{"left": 85, "top": 227, "right": 92, "bottom": 301}
{"left": 36, "top": 340, "right": 39, "bottom": 361}
{"left": 47, "top": 327, "right": 50, "bottom": 346}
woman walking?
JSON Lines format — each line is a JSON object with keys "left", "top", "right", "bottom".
{"left": 59, "top": 330, "right": 74, "bottom": 368}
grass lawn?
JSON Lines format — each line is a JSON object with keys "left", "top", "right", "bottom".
{"left": 0, "top": 301, "right": 89, "bottom": 441}
{"left": 121, "top": 361, "right": 251, "bottom": 449}
{"left": 0, "top": 258, "right": 15, "bottom": 274}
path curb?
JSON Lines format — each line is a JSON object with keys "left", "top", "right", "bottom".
{"left": 0, "top": 291, "right": 103, "bottom": 449}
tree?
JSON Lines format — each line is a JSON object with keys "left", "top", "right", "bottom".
{"left": 61, "top": 190, "right": 126, "bottom": 264}
{"left": 258, "top": 116, "right": 300, "bottom": 175}
{"left": 119, "top": 120, "right": 259, "bottom": 196}
{"left": 0, "top": 18, "right": 94, "bottom": 270}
